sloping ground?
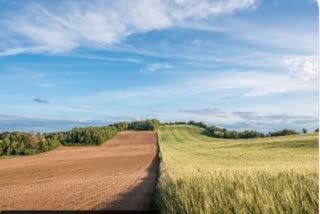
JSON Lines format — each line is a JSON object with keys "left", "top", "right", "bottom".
{"left": 0, "top": 131, "right": 158, "bottom": 210}
{"left": 157, "top": 125, "right": 318, "bottom": 213}
{"left": 159, "top": 125, "right": 318, "bottom": 173}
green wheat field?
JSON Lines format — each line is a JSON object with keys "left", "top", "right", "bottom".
{"left": 156, "top": 125, "right": 319, "bottom": 214}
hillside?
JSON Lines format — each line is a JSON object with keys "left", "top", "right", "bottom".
{"left": 157, "top": 125, "right": 318, "bottom": 213}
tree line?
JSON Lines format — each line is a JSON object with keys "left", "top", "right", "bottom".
{"left": 0, "top": 132, "right": 60, "bottom": 156}
{"left": 162, "top": 120, "right": 207, "bottom": 128}
{"left": 206, "top": 126, "right": 265, "bottom": 139}
{"left": 162, "top": 121, "right": 318, "bottom": 139}
{"left": 0, "top": 119, "right": 160, "bottom": 156}
{"left": 47, "top": 119, "right": 160, "bottom": 146}
{"left": 128, "top": 119, "right": 160, "bottom": 131}
{"left": 0, "top": 118, "right": 316, "bottom": 156}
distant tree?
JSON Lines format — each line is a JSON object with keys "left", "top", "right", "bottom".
{"left": 114, "top": 122, "right": 129, "bottom": 131}
{"left": 302, "top": 128, "right": 308, "bottom": 134}
{"left": 205, "top": 125, "right": 264, "bottom": 139}
{"left": 315, "top": 128, "right": 319, "bottom": 133}
{"left": 204, "top": 126, "right": 300, "bottom": 139}
{"left": 128, "top": 119, "right": 160, "bottom": 131}
{"left": 269, "top": 129, "right": 298, "bottom": 137}
{"left": 187, "top": 121, "right": 207, "bottom": 129}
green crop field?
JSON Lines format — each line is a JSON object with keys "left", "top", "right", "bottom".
{"left": 156, "top": 125, "right": 319, "bottom": 214}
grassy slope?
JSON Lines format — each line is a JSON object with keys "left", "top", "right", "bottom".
{"left": 157, "top": 125, "right": 319, "bottom": 214}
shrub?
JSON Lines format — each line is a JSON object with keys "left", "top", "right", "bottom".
{"left": 206, "top": 125, "right": 264, "bottom": 139}
{"left": 268, "top": 129, "right": 298, "bottom": 137}
{"left": 187, "top": 120, "right": 207, "bottom": 129}
{"left": 128, "top": 119, "right": 160, "bottom": 131}
{"left": 0, "top": 132, "right": 60, "bottom": 156}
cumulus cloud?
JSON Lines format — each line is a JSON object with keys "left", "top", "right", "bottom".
{"left": 284, "top": 56, "right": 319, "bottom": 81}
{"left": 33, "top": 98, "right": 49, "bottom": 104}
{"left": 0, "top": 0, "right": 257, "bottom": 55}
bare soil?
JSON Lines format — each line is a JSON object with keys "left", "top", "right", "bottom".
{"left": 0, "top": 131, "right": 158, "bottom": 210}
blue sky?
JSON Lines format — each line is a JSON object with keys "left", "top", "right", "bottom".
{"left": 0, "top": 0, "right": 318, "bottom": 132}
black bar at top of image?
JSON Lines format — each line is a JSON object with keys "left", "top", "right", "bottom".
{"left": 0, "top": 211, "right": 159, "bottom": 214}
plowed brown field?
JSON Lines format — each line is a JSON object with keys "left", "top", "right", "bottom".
{"left": 0, "top": 131, "right": 158, "bottom": 210}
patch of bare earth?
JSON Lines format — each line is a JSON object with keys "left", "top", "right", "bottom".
{"left": 0, "top": 131, "right": 158, "bottom": 210}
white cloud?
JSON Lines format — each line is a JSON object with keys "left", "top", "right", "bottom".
{"left": 0, "top": 47, "right": 38, "bottom": 56}
{"left": 177, "top": 108, "right": 318, "bottom": 131}
{"left": 187, "top": 71, "right": 318, "bottom": 97}
{"left": 140, "top": 63, "right": 173, "bottom": 73}
{"left": 1, "top": 0, "right": 257, "bottom": 55}
{"left": 168, "top": 0, "right": 257, "bottom": 20}
{"left": 73, "top": 70, "right": 318, "bottom": 107}
{"left": 284, "top": 56, "right": 319, "bottom": 81}
{"left": 179, "top": 17, "right": 317, "bottom": 53}
{"left": 66, "top": 54, "right": 141, "bottom": 64}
